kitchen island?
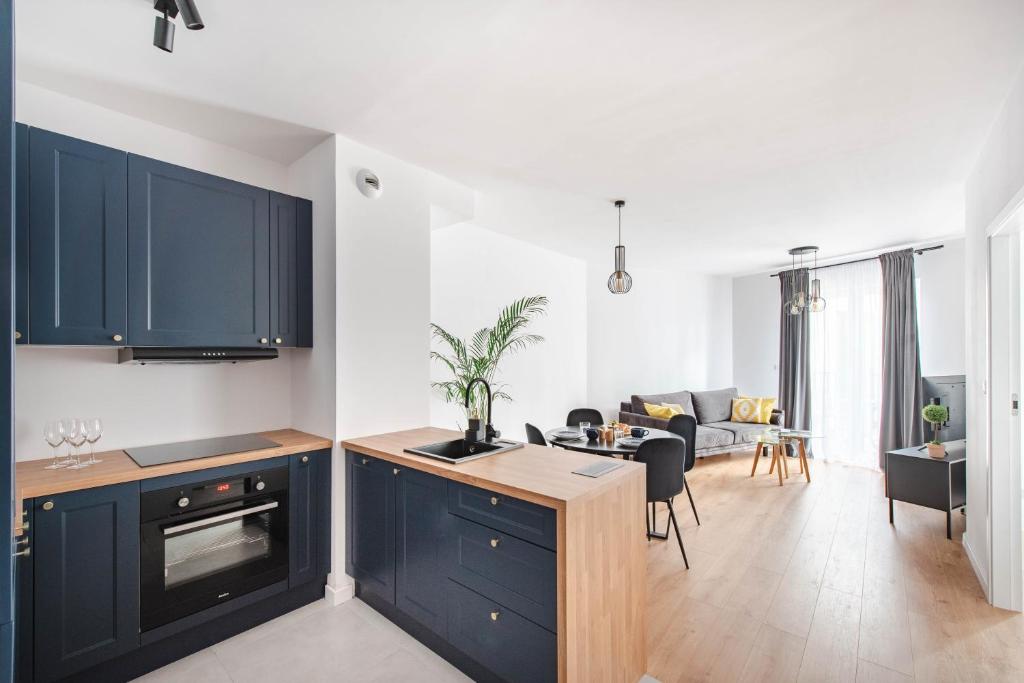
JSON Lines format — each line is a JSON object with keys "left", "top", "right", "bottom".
{"left": 342, "top": 427, "right": 648, "bottom": 683}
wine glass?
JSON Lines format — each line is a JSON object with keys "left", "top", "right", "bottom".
{"left": 63, "top": 418, "right": 88, "bottom": 469}
{"left": 43, "top": 420, "right": 67, "bottom": 470}
{"left": 84, "top": 418, "right": 103, "bottom": 465}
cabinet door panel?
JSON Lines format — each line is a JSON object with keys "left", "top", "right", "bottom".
{"left": 128, "top": 155, "right": 269, "bottom": 347}
{"left": 269, "top": 192, "right": 297, "bottom": 347}
{"left": 289, "top": 448, "right": 331, "bottom": 587}
{"left": 15, "top": 123, "right": 27, "bottom": 343}
{"left": 396, "top": 467, "right": 447, "bottom": 634}
{"left": 345, "top": 452, "right": 395, "bottom": 602}
{"left": 296, "top": 198, "right": 313, "bottom": 348}
{"left": 29, "top": 128, "right": 127, "bottom": 345}
{"left": 33, "top": 483, "right": 140, "bottom": 682}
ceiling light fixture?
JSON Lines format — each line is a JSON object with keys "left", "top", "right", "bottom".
{"left": 785, "top": 246, "right": 826, "bottom": 314}
{"left": 153, "top": 0, "right": 204, "bottom": 53}
{"left": 607, "top": 200, "right": 632, "bottom": 294}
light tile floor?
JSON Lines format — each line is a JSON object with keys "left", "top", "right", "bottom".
{"left": 134, "top": 597, "right": 471, "bottom": 683}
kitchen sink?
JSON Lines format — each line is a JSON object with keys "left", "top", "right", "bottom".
{"left": 404, "top": 438, "right": 524, "bottom": 464}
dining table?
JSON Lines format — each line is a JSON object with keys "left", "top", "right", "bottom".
{"left": 543, "top": 426, "right": 684, "bottom": 459}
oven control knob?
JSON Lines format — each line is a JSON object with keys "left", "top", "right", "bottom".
{"left": 255, "top": 481, "right": 266, "bottom": 492}
{"left": 177, "top": 497, "right": 190, "bottom": 509}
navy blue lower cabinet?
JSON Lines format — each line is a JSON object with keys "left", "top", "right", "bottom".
{"left": 446, "top": 580, "right": 556, "bottom": 683}
{"left": 395, "top": 467, "right": 448, "bottom": 634}
{"left": 346, "top": 452, "right": 396, "bottom": 603}
{"left": 33, "top": 483, "right": 141, "bottom": 682}
{"left": 289, "top": 448, "right": 332, "bottom": 587}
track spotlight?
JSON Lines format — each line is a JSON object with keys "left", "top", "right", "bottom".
{"left": 153, "top": 0, "right": 204, "bottom": 53}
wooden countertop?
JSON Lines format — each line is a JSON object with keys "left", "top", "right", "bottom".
{"left": 341, "top": 426, "right": 645, "bottom": 510}
{"left": 14, "top": 428, "right": 331, "bottom": 534}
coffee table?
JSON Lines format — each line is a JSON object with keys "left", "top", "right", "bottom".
{"left": 750, "top": 429, "right": 812, "bottom": 486}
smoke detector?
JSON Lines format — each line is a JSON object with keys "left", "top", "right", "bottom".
{"left": 356, "top": 169, "right": 382, "bottom": 199}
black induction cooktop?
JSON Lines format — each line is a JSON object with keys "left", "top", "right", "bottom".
{"left": 124, "top": 433, "right": 280, "bottom": 467}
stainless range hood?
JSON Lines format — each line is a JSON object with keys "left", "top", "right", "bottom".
{"left": 118, "top": 347, "right": 279, "bottom": 364}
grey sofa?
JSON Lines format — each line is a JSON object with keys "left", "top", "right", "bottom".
{"left": 618, "top": 387, "right": 783, "bottom": 457}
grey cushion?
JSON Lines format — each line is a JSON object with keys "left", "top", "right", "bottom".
{"left": 631, "top": 391, "right": 695, "bottom": 418}
{"left": 695, "top": 425, "right": 734, "bottom": 450}
{"left": 703, "top": 421, "right": 771, "bottom": 445}
{"left": 691, "top": 387, "right": 739, "bottom": 424}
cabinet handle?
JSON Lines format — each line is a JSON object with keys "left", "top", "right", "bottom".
{"left": 41, "top": 501, "right": 54, "bottom": 511}
{"left": 490, "top": 610, "right": 500, "bottom": 622}
{"left": 14, "top": 330, "right": 21, "bottom": 340}
{"left": 259, "top": 337, "right": 269, "bottom": 344}
{"left": 301, "top": 455, "right": 309, "bottom": 463}
{"left": 13, "top": 547, "right": 30, "bottom": 558}
{"left": 490, "top": 537, "right": 500, "bottom": 549}
{"left": 490, "top": 496, "right": 500, "bottom": 506}
{"left": 112, "top": 334, "right": 123, "bottom": 342}
{"left": 361, "top": 458, "right": 369, "bottom": 465}
{"left": 393, "top": 468, "right": 400, "bottom": 475}
{"left": 274, "top": 337, "right": 283, "bottom": 344}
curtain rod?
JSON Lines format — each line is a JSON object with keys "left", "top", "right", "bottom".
{"left": 768, "top": 244, "right": 944, "bottom": 278}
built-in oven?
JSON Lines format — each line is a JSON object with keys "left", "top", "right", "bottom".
{"left": 140, "top": 465, "right": 289, "bottom": 631}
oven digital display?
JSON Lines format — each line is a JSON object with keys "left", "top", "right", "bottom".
{"left": 203, "top": 478, "right": 243, "bottom": 495}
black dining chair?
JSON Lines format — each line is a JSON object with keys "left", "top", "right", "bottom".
{"left": 634, "top": 438, "right": 689, "bottom": 568}
{"left": 666, "top": 414, "right": 700, "bottom": 525}
{"left": 566, "top": 408, "right": 603, "bottom": 427}
{"left": 525, "top": 423, "right": 548, "bottom": 446}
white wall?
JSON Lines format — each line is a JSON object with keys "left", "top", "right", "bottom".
{"left": 965, "top": 63, "right": 1024, "bottom": 607}
{"left": 430, "top": 223, "right": 587, "bottom": 440}
{"left": 730, "top": 240, "right": 968, "bottom": 406}
{"left": 587, "top": 267, "right": 733, "bottom": 421}
{"left": 13, "top": 82, "right": 299, "bottom": 460}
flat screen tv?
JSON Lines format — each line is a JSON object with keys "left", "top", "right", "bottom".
{"left": 922, "top": 374, "right": 966, "bottom": 441}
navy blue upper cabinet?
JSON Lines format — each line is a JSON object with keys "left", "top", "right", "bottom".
{"left": 128, "top": 154, "right": 270, "bottom": 347}
{"left": 346, "top": 452, "right": 396, "bottom": 603}
{"left": 395, "top": 467, "right": 448, "bottom": 635}
{"left": 33, "top": 483, "right": 141, "bottom": 682}
{"left": 29, "top": 128, "right": 128, "bottom": 345}
{"left": 270, "top": 192, "right": 312, "bottom": 348}
{"left": 15, "top": 123, "right": 28, "bottom": 343}
{"left": 289, "top": 449, "right": 332, "bottom": 587}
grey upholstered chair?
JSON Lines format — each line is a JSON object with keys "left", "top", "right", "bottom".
{"left": 524, "top": 423, "right": 548, "bottom": 446}
{"left": 633, "top": 438, "right": 689, "bottom": 568}
{"left": 565, "top": 408, "right": 603, "bottom": 427}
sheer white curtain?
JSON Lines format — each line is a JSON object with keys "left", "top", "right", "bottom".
{"left": 809, "top": 259, "right": 883, "bottom": 468}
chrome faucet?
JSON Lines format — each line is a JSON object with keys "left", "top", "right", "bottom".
{"left": 465, "top": 377, "right": 498, "bottom": 442}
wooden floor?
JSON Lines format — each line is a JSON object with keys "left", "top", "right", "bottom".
{"left": 645, "top": 451, "right": 1024, "bottom": 682}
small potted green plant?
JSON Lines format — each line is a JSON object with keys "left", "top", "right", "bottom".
{"left": 921, "top": 404, "right": 950, "bottom": 458}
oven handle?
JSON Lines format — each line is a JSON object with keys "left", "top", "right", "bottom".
{"left": 162, "top": 500, "right": 279, "bottom": 536}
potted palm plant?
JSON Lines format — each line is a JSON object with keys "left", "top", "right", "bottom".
{"left": 430, "top": 295, "right": 548, "bottom": 428}
{"left": 921, "top": 403, "right": 950, "bottom": 458}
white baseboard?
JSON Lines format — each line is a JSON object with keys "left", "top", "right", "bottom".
{"left": 962, "top": 532, "right": 990, "bottom": 600}
{"left": 324, "top": 578, "right": 355, "bottom": 606}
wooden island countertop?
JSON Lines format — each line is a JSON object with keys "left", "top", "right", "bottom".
{"left": 14, "top": 428, "right": 331, "bottom": 533}
{"left": 342, "top": 427, "right": 649, "bottom": 683}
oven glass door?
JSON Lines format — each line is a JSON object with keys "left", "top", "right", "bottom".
{"left": 141, "top": 495, "right": 289, "bottom": 631}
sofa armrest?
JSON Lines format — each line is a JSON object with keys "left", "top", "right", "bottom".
{"left": 619, "top": 402, "right": 633, "bottom": 414}
{"left": 618, "top": 411, "right": 669, "bottom": 430}
{"left": 770, "top": 409, "right": 785, "bottom": 427}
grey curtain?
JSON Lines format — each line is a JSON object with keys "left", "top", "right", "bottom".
{"left": 878, "top": 249, "right": 924, "bottom": 467}
{"left": 778, "top": 268, "right": 811, "bottom": 431}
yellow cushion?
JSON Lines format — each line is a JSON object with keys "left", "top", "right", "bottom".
{"left": 644, "top": 402, "right": 678, "bottom": 420}
{"left": 731, "top": 396, "right": 776, "bottom": 424}
{"left": 661, "top": 403, "right": 686, "bottom": 415}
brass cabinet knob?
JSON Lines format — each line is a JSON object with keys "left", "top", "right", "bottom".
{"left": 393, "top": 468, "right": 400, "bottom": 475}
{"left": 490, "top": 538, "right": 500, "bottom": 549}
{"left": 301, "top": 455, "right": 309, "bottom": 463}
{"left": 14, "top": 330, "right": 21, "bottom": 340}
{"left": 489, "top": 496, "right": 499, "bottom": 506}
{"left": 259, "top": 337, "right": 269, "bottom": 344}
{"left": 490, "top": 611, "right": 500, "bottom": 622}
{"left": 112, "top": 334, "right": 123, "bottom": 342}
{"left": 42, "top": 501, "right": 54, "bottom": 511}
{"left": 274, "top": 337, "right": 283, "bottom": 344}
{"left": 361, "top": 457, "right": 369, "bottom": 465}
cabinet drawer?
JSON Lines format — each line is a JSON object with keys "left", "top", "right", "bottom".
{"left": 448, "top": 482, "right": 556, "bottom": 551}
{"left": 446, "top": 580, "right": 556, "bottom": 683}
{"left": 447, "top": 515, "right": 556, "bottom": 631}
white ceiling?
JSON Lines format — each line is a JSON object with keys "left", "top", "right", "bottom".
{"left": 15, "top": 0, "right": 1024, "bottom": 274}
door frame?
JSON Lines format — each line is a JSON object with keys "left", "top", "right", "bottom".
{"left": 988, "top": 192, "right": 1024, "bottom": 612}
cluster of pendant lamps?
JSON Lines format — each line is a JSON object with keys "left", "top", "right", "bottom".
{"left": 785, "top": 246, "right": 827, "bottom": 314}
